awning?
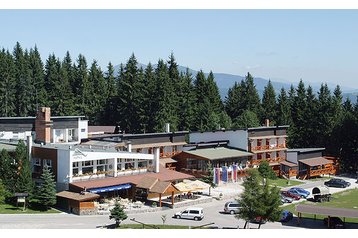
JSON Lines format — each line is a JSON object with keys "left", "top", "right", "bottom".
{"left": 88, "top": 183, "right": 132, "bottom": 193}
{"left": 280, "top": 160, "right": 298, "bottom": 167}
{"left": 299, "top": 157, "right": 333, "bottom": 167}
{"left": 159, "top": 158, "right": 177, "bottom": 166}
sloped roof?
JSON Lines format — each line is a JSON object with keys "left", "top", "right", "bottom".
{"left": 299, "top": 157, "right": 333, "bottom": 166}
{"left": 280, "top": 160, "right": 298, "bottom": 167}
{"left": 182, "top": 147, "right": 253, "bottom": 160}
{"left": 70, "top": 165, "right": 194, "bottom": 190}
{"left": 56, "top": 191, "right": 100, "bottom": 201}
{"left": 150, "top": 181, "right": 176, "bottom": 194}
{"left": 136, "top": 177, "right": 159, "bottom": 190}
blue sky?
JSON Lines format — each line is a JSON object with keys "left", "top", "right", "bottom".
{"left": 0, "top": 9, "right": 358, "bottom": 89}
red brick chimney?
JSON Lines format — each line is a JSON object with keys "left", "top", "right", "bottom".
{"left": 35, "top": 107, "right": 52, "bottom": 144}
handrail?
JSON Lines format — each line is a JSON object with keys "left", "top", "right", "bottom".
{"left": 130, "top": 218, "right": 160, "bottom": 229}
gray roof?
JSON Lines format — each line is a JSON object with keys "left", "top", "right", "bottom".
{"left": 183, "top": 147, "right": 253, "bottom": 160}
{"left": 296, "top": 204, "right": 358, "bottom": 218}
{"left": 287, "top": 148, "right": 325, "bottom": 153}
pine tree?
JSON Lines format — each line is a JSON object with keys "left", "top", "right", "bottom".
{"left": 233, "top": 110, "right": 260, "bottom": 128}
{"left": 0, "top": 179, "right": 6, "bottom": 204}
{"left": 153, "top": 59, "right": 178, "bottom": 132}
{"left": 258, "top": 160, "right": 277, "bottom": 180}
{"left": 13, "top": 42, "right": 33, "bottom": 116}
{"left": 16, "top": 140, "right": 33, "bottom": 195}
{"left": 28, "top": 46, "right": 46, "bottom": 115}
{"left": 74, "top": 54, "right": 92, "bottom": 116}
{"left": 206, "top": 71, "right": 223, "bottom": 113}
{"left": 132, "top": 67, "right": 149, "bottom": 133}
{"left": 102, "top": 62, "right": 119, "bottom": 126}
{"left": 243, "top": 72, "right": 262, "bottom": 116}
{"left": 44, "top": 54, "right": 62, "bottom": 115}
{"left": 177, "top": 69, "right": 196, "bottom": 131}
{"left": 276, "top": 88, "right": 291, "bottom": 126}
{"left": 261, "top": 80, "right": 276, "bottom": 124}
{"left": 143, "top": 63, "right": 157, "bottom": 132}
{"left": 302, "top": 85, "right": 319, "bottom": 147}
{"left": 316, "top": 83, "right": 333, "bottom": 148}
{"left": 109, "top": 202, "right": 128, "bottom": 227}
{"left": 0, "top": 149, "right": 18, "bottom": 194}
{"left": 199, "top": 162, "right": 216, "bottom": 195}
{"left": 35, "top": 165, "right": 57, "bottom": 210}
{"left": 0, "top": 49, "right": 17, "bottom": 116}
{"left": 193, "top": 70, "right": 211, "bottom": 131}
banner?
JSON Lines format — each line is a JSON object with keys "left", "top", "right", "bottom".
{"left": 232, "top": 164, "right": 238, "bottom": 182}
{"left": 222, "top": 166, "right": 228, "bottom": 182}
{"left": 213, "top": 167, "right": 220, "bottom": 185}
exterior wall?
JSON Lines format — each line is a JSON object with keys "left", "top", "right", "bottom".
{"left": 32, "top": 146, "right": 58, "bottom": 181}
{"left": 0, "top": 118, "right": 35, "bottom": 133}
{"left": 57, "top": 149, "right": 72, "bottom": 191}
{"left": 287, "top": 152, "right": 298, "bottom": 164}
{"left": 35, "top": 107, "right": 52, "bottom": 143}
{"left": 189, "top": 130, "right": 248, "bottom": 150}
{"left": 298, "top": 151, "right": 323, "bottom": 161}
{"left": 0, "top": 131, "right": 32, "bottom": 140}
{"left": 79, "top": 120, "right": 88, "bottom": 141}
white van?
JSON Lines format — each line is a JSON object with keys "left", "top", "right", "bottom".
{"left": 223, "top": 201, "right": 241, "bottom": 214}
{"left": 174, "top": 207, "right": 204, "bottom": 221}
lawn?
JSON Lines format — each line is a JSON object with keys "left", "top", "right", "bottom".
{"left": 0, "top": 203, "right": 61, "bottom": 214}
{"left": 283, "top": 188, "right": 358, "bottom": 223}
{"left": 267, "top": 178, "right": 304, "bottom": 188}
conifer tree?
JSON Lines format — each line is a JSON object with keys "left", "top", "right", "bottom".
{"left": 13, "top": 42, "right": 33, "bottom": 116}
{"left": 302, "top": 85, "right": 319, "bottom": 147}
{"left": 0, "top": 149, "right": 18, "bottom": 194}
{"left": 0, "top": 49, "right": 17, "bottom": 117}
{"left": 89, "top": 61, "right": 107, "bottom": 125}
{"left": 35, "top": 165, "right": 57, "bottom": 210}
{"left": 0, "top": 179, "right": 6, "bottom": 204}
{"left": 243, "top": 72, "right": 262, "bottom": 116}
{"left": 132, "top": 67, "right": 149, "bottom": 133}
{"left": 16, "top": 140, "right": 34, "bottom": 195}
{"left": 109, "top": 202, "right": 128, "bottom": 227}
{"left": 261, "top": 80, "right": 276, "bottom": 124}
{"left": 316, "top": 83, "right": 333, "bottom": 148}
{"left": 276, "top": 87, "right": 291, "bottom": 126}
{"left": 233, "top": 110, "right": 260, "bottom": 128}
{"left": 28, "top": 46, "right": 46, "bottom": 115}
{"left": 143, "top": 63, "right": 157, "bottom": 132}
{"left": 199, "top": 162, "right": 216, "bottom": 195}
{"left": 74, "top": 54, "right": 92, "bottom": 116}
{"left": 193, "top": 70, "right": 211, "bottom": 131}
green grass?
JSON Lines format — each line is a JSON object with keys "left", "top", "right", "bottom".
{"left": 119, "top": 224, "right": 191, "bottom": 229}
{"left": 267, "top": 178, "right": 304, "bottom": 188}
{"left": 0, "top": 203, "right": 61, "bottom": 214}
{"left": 282, "top": 188, "right": 358, "bottom": 223}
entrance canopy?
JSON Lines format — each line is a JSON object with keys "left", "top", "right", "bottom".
{"left": 88, "top": 183, "right": 132, "bottom": 194}
{"left": 299, "top": 157, "right": 332, "bottom": 167}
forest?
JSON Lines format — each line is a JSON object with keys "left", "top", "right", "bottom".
{"left": 0, "top": 42, "right": 357, "bottom": 173}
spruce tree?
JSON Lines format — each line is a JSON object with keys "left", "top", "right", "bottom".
{"left": 199, "top": 162, "right": 216, "bottom": 195}
{"left": 143, "top": 63, "right": 157, "bottom": 132}
{"left": 233, "top": 110, "right": 260, "bottom": 128}
{"left": 16, "top": 140, "right": 34, "bottom": 195}
{"left": 0, "top": 179, "right": 6, "bottom": 204}
{"left": 193, "top": 70, "right": 211, "bottom": 131}
{"left": 261, "top": 80, "right": 276, "bottom": 124}
{"left": 243, "top": 72, "right": 262, "bottom": 116}
{"left": 0, "top": 149, "right": 18, "bottom": 194}
{"left": 36, "top": 165, "right": 57, "bottom": 210}
{"left": 109, "top": 202, "right": 128, "bottom": 227}
{"left": 302, "top": 86, "right": 319, "bottom": 147}
{"left": 276, "top": 87, "right": 291, "bottom": 126}
{"left": 258, "top": 160, "right": 277, "bottom": 180}
{"left": 0, "top": 49, "right": 17, "bottom": 117}
{"left": 316, "top": 83, "right": 333, "bottom": 148}
{"left": 74, "top": 54, "right": 92, "bottom": 116}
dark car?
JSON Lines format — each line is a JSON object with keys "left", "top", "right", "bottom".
{"left": 279, "top": 210, "right": 293, "bottom": 222}
{"left": 281, "top": 191, "right": 301, "bottom": 200}
{"left": 324, "top": 178, "right": 351, "bottom": 188}
{"left": 323, "top": 217, "right": 345, "bottom": 229}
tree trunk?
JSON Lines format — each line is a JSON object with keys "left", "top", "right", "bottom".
{"left": 244, "top": 220, "right": 248, "bottom": 229}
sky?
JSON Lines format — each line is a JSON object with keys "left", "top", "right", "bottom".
{"left": 0, "top": 4, "right": 358, "bottom": 90}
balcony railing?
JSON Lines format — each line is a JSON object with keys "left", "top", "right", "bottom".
{"left": 251, "top": 144, "right": 286, "bottom": 152}
{"left": 160, "top": 151, "right": 181, "bottom": 158}
{"left": 250, "top": 157, "right": 285, "bottom": 165}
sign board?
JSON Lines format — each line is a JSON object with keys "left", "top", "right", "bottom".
{"left": 17, "top": 197, "right": 26, "bottom": 203}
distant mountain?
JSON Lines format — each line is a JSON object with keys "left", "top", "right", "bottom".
{"left": 112, "top": 63, "right": 358, "bottom": 102}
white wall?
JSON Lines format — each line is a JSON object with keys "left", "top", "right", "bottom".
{"left": 287, "top": 152, "right": 298, "bottom": 164}
{"left": 57, "top": 149, "right": 72, "bottom": 191}
{"left": 189, "top": 130, "right": 248, "bottom": 150}
{"left": 0, "top": 131, "right": 32, "bottom": 140}
{"left": 79, "top": 119, "right": 88, "bottom": 140}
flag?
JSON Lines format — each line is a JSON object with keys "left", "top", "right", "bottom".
{"left": 232, "top": 164, "right": 238, "bottom": 182}
{"left": 213, "top": 167, "right": 220, "bottom": 185}
{"left": 222, "top": 166, "right": 228, "bottom": 182}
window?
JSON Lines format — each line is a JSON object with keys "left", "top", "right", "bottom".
{"left": 81, "top": 128, "right": 86, "bottom": 132}
{"left": 72, "top": 162, "right": 79, "bottom": 168}
{"left": 43, "top": 159, "right": 52, "bottom": 168}
{"left": 97, "top": 165, "right": 105, "bottom": 172}
{"left": 72, "top": 168, "right": 79, "bottom": 175}
{"left": 83, "top": 161, "right": 93, "bottom": 167}
{"left": 98, "top": 159, "right": 106, "bottom": 165}
{"left": 34, "top": 158, "right": 41, "bottom": 166}
{"left": 82, "top": 167, "right": 93, "bottom": 174}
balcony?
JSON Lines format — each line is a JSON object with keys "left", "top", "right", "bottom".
{"left": 250, "top": 157, "right": 285, "bottom": 165}
{"left": 160, "top": 151, "right": 181, "bottom": 158}
{"left": 251, "top": 144, "right": 286, "bottom": 152}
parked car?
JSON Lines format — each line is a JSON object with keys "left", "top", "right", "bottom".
{"left": 324, "top": 178, "right": 351, "bottom": 188}
{"left": 280, "top": 194, "right": 293, "bottom": 203}
{"left": 281, "top": 191, "right": 301, "bottom": 200}
{"left": 251, "top": 216, "right": 267, "bottom": 224}
{"left": 287, "top": 187, "right": 310, "bottom": 198}
{"left": 323, "top": 217, "right": 345, "bottom": 229}
{"left": 174, "top": 207, "right": 204, "bottom": 221}
{"left": 279, "top": 210, "right": 293, "bottom": 222}
{"left": 223, "top": 201, "right": 241, "bottom": 214}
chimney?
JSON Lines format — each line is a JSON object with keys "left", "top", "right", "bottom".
{"left": 26, "top": 135, "right": 32, "bottom": 161}
{"left": 35, "top": 107, "right": 52, "bottom": 144}
{"left": 165, "top": 123, "right": 170, "bottom": 133}
{"left": 126, "top": 141, "right": 132, "bottom": 152}
{"left": 265, "top": 119, "right": 270, "bottom": 127}
{"left": 153, "top": 147, "right": 160, "bottom": 173}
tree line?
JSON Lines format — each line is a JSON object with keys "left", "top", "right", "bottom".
{"left": 0, "top": 42, "right": 357, "bottom": 173}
